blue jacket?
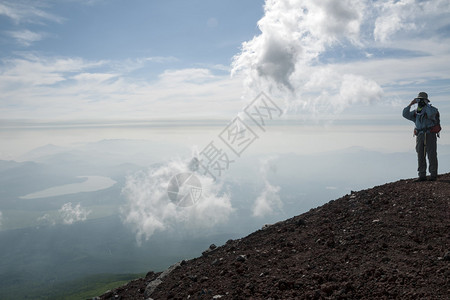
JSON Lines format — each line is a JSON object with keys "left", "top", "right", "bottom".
{"left": 402, "top": 104, "right": 439, "bottom": 133}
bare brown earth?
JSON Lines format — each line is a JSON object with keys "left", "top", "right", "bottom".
{"left": 98, "top": 173, "right": 450, "bottom": 299}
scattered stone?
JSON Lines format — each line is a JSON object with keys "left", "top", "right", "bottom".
{"left": 236, "top": 255, "right": 247, "bottom": 262}
{"left": 443, "top": 251, "right": 450, "bottom": 261}
{"left": 202, "top": 244, "right": 219, "bottom": 256}
{"left": 144, "top": 279, "right": 162, "bottom": 298}
{"left": 296, "top": 218, "right": 306, "bottom": 226}
{"left": 145, "top": 271, "right": 155, "bottom": 278}
{"left": 262, "top": 224, "right": 272, "bottom": 230}
{"left": 144, "top": 261, "right": 182, "bottom": 298}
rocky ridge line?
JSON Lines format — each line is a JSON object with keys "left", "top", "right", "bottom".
{"left": 99, "top": 174, "right": 450, "bottom": 299}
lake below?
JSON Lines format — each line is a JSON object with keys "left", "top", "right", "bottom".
{"left": 20, "top": 176, "right": 117, "bottom": 199}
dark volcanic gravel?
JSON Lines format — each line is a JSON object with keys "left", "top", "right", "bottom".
{"left": 99, "top": 174, "right": 450, "bottom": 299}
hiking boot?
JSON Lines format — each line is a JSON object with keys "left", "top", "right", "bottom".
{"left": 428, "top": 176, "right": 437, "bottom": 181}
{"left": 415, "top": 177, "right": 427, "bottom": 182}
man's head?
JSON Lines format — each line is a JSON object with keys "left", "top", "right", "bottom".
{"left": 417, "top": 92, "right": 428, "bottom": 100}
{"left": 416, "top": 91, "right": 429, "bottom": 111}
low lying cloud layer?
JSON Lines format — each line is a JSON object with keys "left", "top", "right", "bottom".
{"left": 59, "top": 202, "right": 91, "bottom": 225}
{"left": 121, "top": 159, "right": 233, "bottom": 244}
{"left": 252, "top": 156, "right": 282, "bottom": 217}
{"left": 253, "top": 181, "right": 281, "bottom": 218}
{"left": 37, "top": 202, "right": 91, "bottom": 226}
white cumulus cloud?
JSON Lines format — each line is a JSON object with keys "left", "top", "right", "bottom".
{"left": 373, "top": 0, "right": 450, "bottom": 43}
{"left": 232, "top": 0, "right": 450, "bottom": 116}
{"left": 232, "top": 0, "right": 366, "bottom": 92}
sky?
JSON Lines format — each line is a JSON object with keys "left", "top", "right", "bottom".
{"left": 1, "top": 0, "right": 450, "bottom": 244}
{"left": 0, "top": 0, "right": 449, "bottom": 125}
{"left": 0, "top": 0, "right": 265, "bottom": 122}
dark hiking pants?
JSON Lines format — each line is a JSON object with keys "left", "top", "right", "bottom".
{"left": 416, "top": 132, "right": 438, "bottom": 178}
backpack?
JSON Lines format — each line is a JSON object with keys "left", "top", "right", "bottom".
{"left": 413, "top": 105, "right": 441, "bottom": 137}
{"left": 429, "top": 107, "right": 441, "bottom": 136}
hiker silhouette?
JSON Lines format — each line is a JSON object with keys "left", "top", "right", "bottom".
{"left": 402, "top": 92, "right": 441, "bottom": 181}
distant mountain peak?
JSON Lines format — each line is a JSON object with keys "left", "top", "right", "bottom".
{"left": 20, "top": 144, "right": 67, "bottom": 161}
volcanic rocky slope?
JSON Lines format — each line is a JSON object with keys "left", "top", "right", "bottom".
{"left": 99, "top": 174, "right": 450, "bottom": 299}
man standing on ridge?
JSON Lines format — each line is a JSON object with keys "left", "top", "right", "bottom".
{"left": 402, "top": 92, "right": 441, "bottom": 181}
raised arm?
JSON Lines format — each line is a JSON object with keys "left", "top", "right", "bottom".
{"left": 402, "top": 99, "right": 417, "bottom": 122}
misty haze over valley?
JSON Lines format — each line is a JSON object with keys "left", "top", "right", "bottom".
{"left": 1, "top": 129, "right": 450, "bottom": 298}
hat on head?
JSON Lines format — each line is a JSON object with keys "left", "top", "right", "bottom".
{"left": 417, "top": 92, "right": 429, "bottom": 102}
